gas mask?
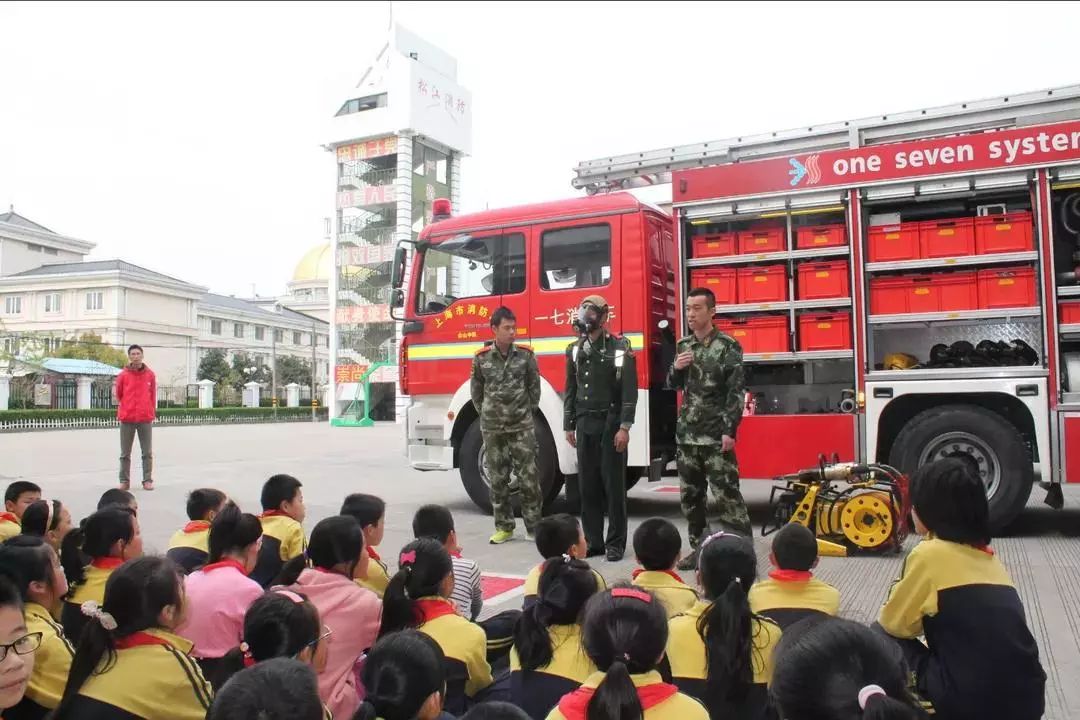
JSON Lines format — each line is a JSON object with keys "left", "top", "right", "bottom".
{"left": 574, "top": 302, "right": 607, "bottom": 334}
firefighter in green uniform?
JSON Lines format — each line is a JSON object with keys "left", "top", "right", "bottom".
{"left": 563, "top": 295, "right": 637, "bottom": 561}
{"left": 667, "top": 287, "right": 749, "bottom": 570}
{"left": 471, "top": 306, "right": 544, "bottom": 545}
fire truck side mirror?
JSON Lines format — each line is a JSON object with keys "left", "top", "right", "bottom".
{"left": 389, "top": 288, "right": 405, "bottom": 321}
{"left": 391, "top": 245, "right": 407, "bottom": 289}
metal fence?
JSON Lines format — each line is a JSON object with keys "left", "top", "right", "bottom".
{"left": 0, "top": 409, "right": 330, "bottom": 432}
{"left": 157, "top": 385, "right": 198, "bottom": 409}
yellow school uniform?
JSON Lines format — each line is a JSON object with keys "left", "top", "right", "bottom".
{"left": 11, "top": 601, "right": 75, "bottom": 717}
{"left": 747, "top": 569, "right": 840, "bottom": 629}
{"left": 61, "top": 557, "right": 122, "bottom": 642}
{"left": 545, "top": 670, "right": 708, "bottom": 720}
{"left": 355, "top": 546, "right": 389, "bottom": 597}
{"left": 510, "top": 623, "right": 597, "bottom": 720}
{"left": 631, "top": 569, "right": 698, "bottom": 618}
{"left": 414, "top": 596, "right": 492, "bottom": 715}
{"left": 250, "top": 511, "right": 306, "bottom": 587}
{"left": 523, "top": 561, "right": 606, "bottom": 609}
{"left": 0, "top": 512, "right": 22, "bottom": 541}
{"left": 166, "top": 520, "right": 211, "bottom": 574}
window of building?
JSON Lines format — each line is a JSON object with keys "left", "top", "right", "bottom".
{"left": 44, "top": 293, "right": 61, "bottom": 313}
{"left": 274, "top": 329, "right": 284, "bottom": 343}
{"left": 324, "top": 334, "right": 330, "bottom": 348}
{"left": 85, "top": 291, "right": 104, "bottom": 311}
{"left": 540, "top": 224, "right": 612, "bottom": 290}
{"left": 255, "top": 326, "right": 265, "bottom": 341}
{"left": 211, "top": 319, "right": 222, "bottom": 335}
{"left": 234, "top": 323, "right": 245, "bottom": 339}
{"left": 293, "top": 331, "right": 302, "bottom": 345}
{"left": 335, "top": 93, "right": 388, "bottom": 117}
{"left": 415, "top": 233, "right": 525, "bottom": 314}
{"left": 44, "top": 247, "right": 58, "bottom": 256}
{"left": 4, "top": 296, "right": 22, "bottom": 315}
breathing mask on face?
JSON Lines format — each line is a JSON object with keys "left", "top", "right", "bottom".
{"left": 574, "top": 300, "right": 607, "bottom": 334}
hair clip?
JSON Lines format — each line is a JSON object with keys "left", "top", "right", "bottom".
{"left": 400, "top": 550, "right": 417, "bottom": 565}
{"left": 611, "top": 588, "right": 652, "bottom": 603}
{"left": 858, "top": 685, "right": 886, "bottom": 709}
{"left": 273, "top": 590, "right": 305, "bottom": 604}
{"left": 80, "top": 601, "right": 118, "bottom": 631}
{"left": 561, "top": 553, "right": 573, "bottom": 564}
{"left": 44, "top": 499, "right": 55, "bottom": 531}
{"left": 240, "top": 641, "right": 256, "bottom": 668}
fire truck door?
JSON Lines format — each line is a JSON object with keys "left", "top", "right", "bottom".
{"left": 529, "top": 216, "right": 622, "bottom": 393}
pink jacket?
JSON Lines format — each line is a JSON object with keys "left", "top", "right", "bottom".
{"left": 177, "top": 560, "right": 263, "bottom": 658}
{"left": 286, "top": 568, "right": 381, "bottom": 720}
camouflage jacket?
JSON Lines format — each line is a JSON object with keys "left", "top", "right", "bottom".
{"left": 470, "top": 342, "right": 540, "bottom": 434}
{"left": 563, "top": 331, "right": 638, "bottom": 433}
{"left": 666, "top": 328, "right": 745, "bottom": 445}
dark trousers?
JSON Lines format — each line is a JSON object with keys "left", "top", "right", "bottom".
{"left": 119, "top": 422, "right": 153, "bottom": 484}
{"left": 577, "top": 415, "right": 628, "bottom": 554}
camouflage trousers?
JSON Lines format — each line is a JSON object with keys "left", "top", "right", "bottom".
{"left": 677, "top": 443, "right": 751, "bottom": 547}
{"left": 483, "top": 428, "right": 543, "bottom": 533}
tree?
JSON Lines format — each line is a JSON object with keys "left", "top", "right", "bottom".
{"left": 231, "top": 352, "right": 272, "bottom": 390}
{"left": 197, "top": 349, "right": 232, "bottom": 385}
{"left": 49, "top": 333, "right": 128, "bottom": 368}
{"left": 276, "top": 355, "right": 312, "bottom": 388}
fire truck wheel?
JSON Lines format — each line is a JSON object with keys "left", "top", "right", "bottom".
{"left": 888, "top": 404, "right": 1033, "bottom": 534}
{"left": 459, "top": 416, "right": 564, "bottom": 516}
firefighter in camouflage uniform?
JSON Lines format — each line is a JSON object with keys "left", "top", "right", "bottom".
{"left": 667, "top": 287, "right": 749, "bottom": 570}
{"left": 470, "top": 306, "right": 544, "bottom": 545}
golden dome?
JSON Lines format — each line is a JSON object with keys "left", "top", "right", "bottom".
{"left": 293, "top": 243, "right": 332, "bottom": 283}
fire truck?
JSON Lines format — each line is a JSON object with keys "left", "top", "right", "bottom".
{"left": 392, "top": 84, "right": 1080, "bottom": 532}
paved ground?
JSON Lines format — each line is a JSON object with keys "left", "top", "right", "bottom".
{"left": 3, "top": 421, "right": 1080, "bottom": 717}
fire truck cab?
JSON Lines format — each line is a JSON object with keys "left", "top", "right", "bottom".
{"left": 392, "top": 194, "right": 676, "bottom": 512}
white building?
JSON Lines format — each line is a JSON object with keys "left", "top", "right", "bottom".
{"left": 324, "top": 24, "right": 472, "bottom": 422}
{"left": 0, "top": 209, "right": 93, "bottom": 277}
{"left": 0, "top": 214, "right": 329, "bottom": 391}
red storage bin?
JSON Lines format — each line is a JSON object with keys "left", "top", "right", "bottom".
{"left": 689, "top": 268, "right": 737, "bottom": 305}
{"left": 870, "top": 272, "right": 978, "bottom": 314}
{"left": 737, "top": 264, "right": 788, "bottom": 304}
{"left": 715, "top": 315, "right": 790, "bottom": 354}
{"left": 737, "top": 228, "right": 785, "bottom": 255}
{"left": 919, "top": 218, "right": 976, "bottom": 259}
{"left": 798, "top": 312, "right": 852, "bottom": 352}
{"left": 797, "top": 260, "right": 850, "bottom": 300}
{"left": 1061, "top": 301, "right": 1080, "bottom": 324}
{"left": 975, "top": 212, "right": 1034, "bottom": 254}
{"left": 796, "top": 224, "right": 846, "bottom": 249}
{"left": 868, "top": 223, "right": 920, "bottom": 262}
{"left": 977, "top": 267, "right": 1037, "bottom": 309}
{"left": 692, "top": 233, "right": 737, "bottom": 258}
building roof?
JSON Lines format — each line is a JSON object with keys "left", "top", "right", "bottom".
{"left": 41, "top": 358, "right": 122, "bottom": 377}
{"left": 201, "top": 293, "right": 327, "bottom": 326}
{"left": 8, "top": 259, "right": 198, "bottom": 288}
{"left": 0, "top": 211, "right": 56, "bottom": 235}
{"left": 293, "top": 243, "right": 332, "bottom": 283}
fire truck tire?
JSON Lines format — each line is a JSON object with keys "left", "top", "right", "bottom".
{"left": 888, "top": 404, "right": 1033, "bottom": 533}
{"left": 459, "top": 416, "right": 563, "bottom": 516}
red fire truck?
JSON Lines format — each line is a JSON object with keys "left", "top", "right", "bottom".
{"left": 392, "top": 85, "right": 1080, "bottom": 532}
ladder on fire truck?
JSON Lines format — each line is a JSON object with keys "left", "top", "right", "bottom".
{"left": 572, "top": 84, "right": 1080, "bottom": 195}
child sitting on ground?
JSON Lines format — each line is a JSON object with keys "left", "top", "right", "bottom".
{"left": 340, "top": 493, "right": 389, "bottom": 597}
{"left": 21, "top": 499, "right": 74, "bottom": 553}
{"left": 250, "top": 474, "right": 307, "bottom": 588}
{"left": 877, "top": 458, "right": 1045, "bottom": 720}
{"left": 413, "top": 505, "right": 482, "bottom": 620}
{"left": 748, "top": 523, "right": 840, "bottom": 629}
{"left": 523, "top": 514, "right": 598, "bottom": 611}
{"left": 2, "top": 482, "right": 42, "bottom": 541}
{"left": 96, "top": 488, "right": 137, "bottom": 514}
{"left": 773, "top": 617, "right": 928, "bottom": 719}
{"left": 167, "top": 488, "right": 228, "bottom": 574}
{"left": 51, "top": 556, "right": 213, "bottom": 720}
{"left": 356, "top": 630, "right": 448, "bottom": 720}
{"left": 380, "top": 538, "right": 494, "bottom": 715}
{"left": 207, "top": 658, "right": 324, "bottom": 720}
{"left": 630, "top": 518, "right": 697, "bottom": 618}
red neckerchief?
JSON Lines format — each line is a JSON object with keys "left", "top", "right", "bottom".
{"left": 202, "top": 559, "right": 246, "bottom": 575}
{"left": 974, "top": 545, "right": 995, "bottom": 556}
{"left": 631, "top": 568, "right": 685, "bottom": 584}
{"left": 91, "top": 557, "right": 124, "bottom": 571}
{"left": 366, "top": 546, "right": 381, "bottom": 562}
{"left": 557, "top": 681, "right": 678, "bottom": 720}
{"left": 183, "top": 521, "right": 211, "bottom": 534}
{"left": 114, "top": 632, "right": 171, "bottom": 650}
{"left": 449, "top": 550, "right": 463, "bottom": 559}
{"left": 259, "top": 510, "right": 290, "bottom": 519}
{"left": 769, "top": 569, "right": 813, "bottom": 583}
{"left": 0, "top": 512, "right": 19, "bottom": 525}
{"left": 415, "top": 598, "right": 457, "bottom": 623}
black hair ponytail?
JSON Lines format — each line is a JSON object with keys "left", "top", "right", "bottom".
{"left": 580, "top": 585, "right": 669, "bottom": 720}
{"left": 772, "top": 618, "right": 928, "bottom": 720}
{"left": 273, "top": 515, "right": 365, "bottom": 587}
{"left": 208, "top": 502, "right": 262, "bottom": 564}
{"left": 697, "top": 533, "right": 758, "bottom": 710}
{"left": 60, "top": 506, "right": 135, "bottom": 593}
{"left": 53, "top": 557, "right": 184, "bottom": 720}
{"left": 515, "top": 556, "right": 598, "bottom": 672}
{"left": 21, "top": 499, "right": 61, "bottom": 537}
{"left": 0, "top": 535, "right": 56, "bottom": 602}
{"left": 379, "top": 538, "right": 452, "bottom": 638}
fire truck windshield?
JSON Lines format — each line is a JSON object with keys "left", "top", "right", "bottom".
{"left": 414, "top": 232, "right": 525, "bottom": 314}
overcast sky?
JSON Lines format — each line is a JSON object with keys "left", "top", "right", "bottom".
{"left": 3, "top": 1, "right": 1080, "bottom": 298}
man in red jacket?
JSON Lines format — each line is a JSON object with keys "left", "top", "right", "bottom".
{"left": 115, "top": 344, "right": 156, "bottom": 490}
